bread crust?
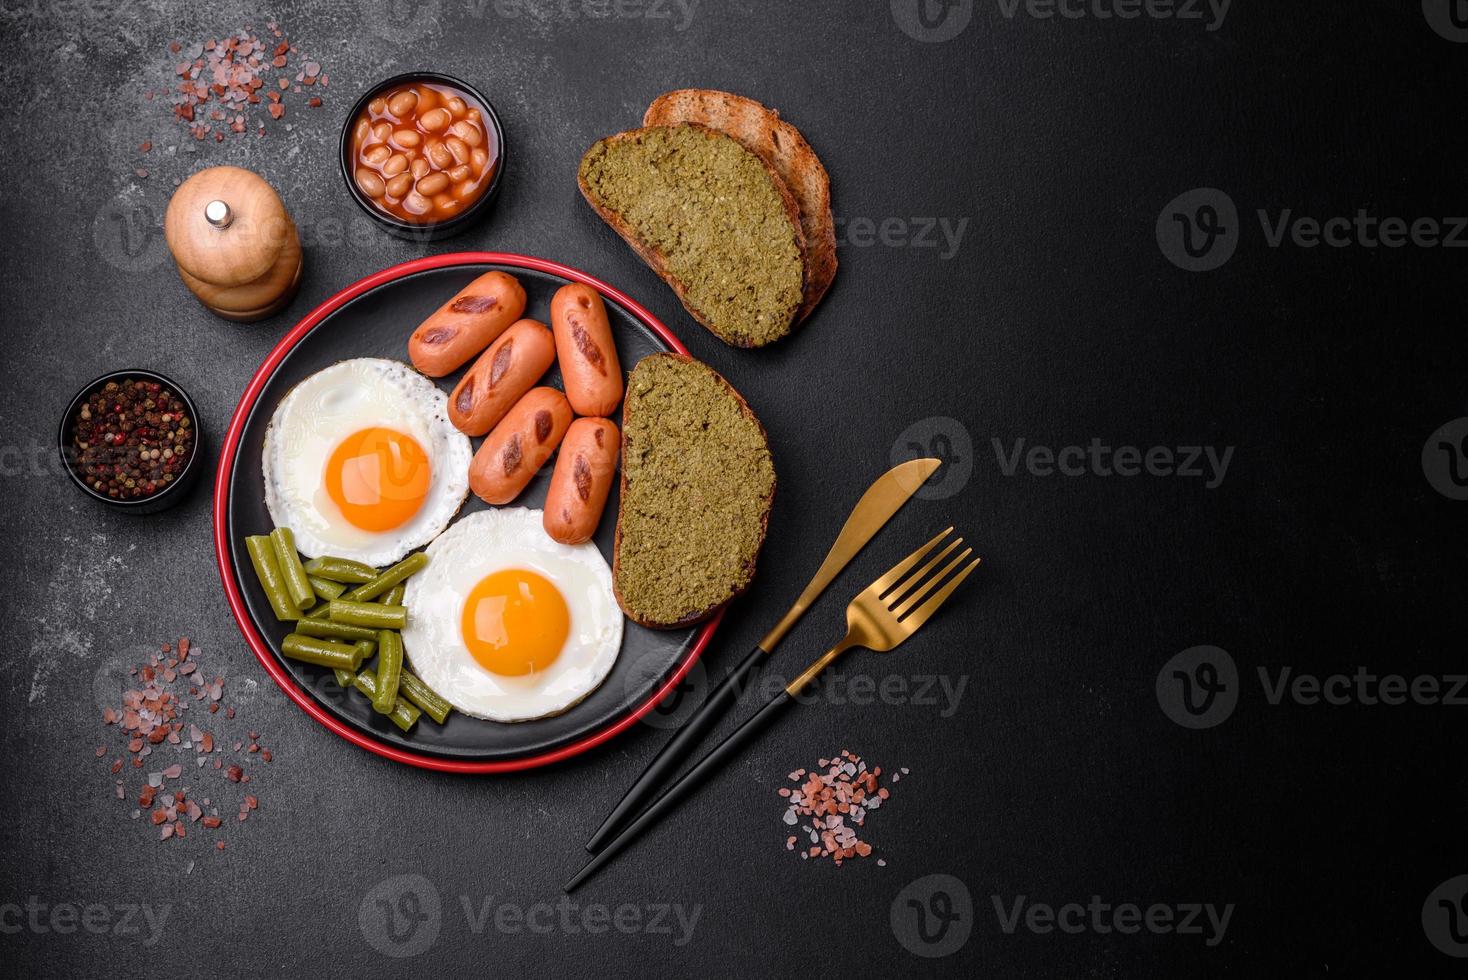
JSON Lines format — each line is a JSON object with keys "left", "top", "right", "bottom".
{"left": 612, "top": 353, "right": 776, "bottom": 629}
{"left": 577, "top": 124, "right": 807, "bottom": 348}
{"left": 644, "top": 89, "right": 836, "bottom": 322}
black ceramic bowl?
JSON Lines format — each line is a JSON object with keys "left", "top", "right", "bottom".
{"left": 339, "top": 72, "right": 506, "bottom": 242}
{"left": 58, "top": 369, "right": 204, "bottom": 515}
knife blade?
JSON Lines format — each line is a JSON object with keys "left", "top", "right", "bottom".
{"left": 759, "top": 455, "right": 941, "bottom": 649}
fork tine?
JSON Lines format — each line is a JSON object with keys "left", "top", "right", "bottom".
{"left": 884, "top": 536, "right": 963, "bottom": 609}
{"left": 892, "top": 547, "right": 972, "bottom": 618}
{"left": 900, "top": 557, "right": 981, "bottom": 630}
{"left": 873, "top": 527, "right": 954, "bottom": 598}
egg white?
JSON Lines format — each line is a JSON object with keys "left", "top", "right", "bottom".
{"left": 262, "top": 358, "right": 471, "bottom": 567}
{"left": 401, "top": 508, "right": 623, "bottom": 722}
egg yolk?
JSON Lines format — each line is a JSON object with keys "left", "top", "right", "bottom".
{"left": 324, "top": 427, "right": 431, "bottom": 532}
{"left": 460, "top": 569, "right": 569, "bottom": 676}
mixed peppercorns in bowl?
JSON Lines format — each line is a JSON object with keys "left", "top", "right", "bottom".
{"left": 59, "top": 370, "right": 203, "bottom": 513}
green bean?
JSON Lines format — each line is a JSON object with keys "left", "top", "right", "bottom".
{"left": 294, "top": 617, "right": 378, "bottom": 644}
{"left": 353, "top": 638, "right": 376, "bottom": 667}
{"left": 303, "top": 556, "right": 378, "bottom": 584}
{"left": 331, "top": 640, "right": 375, "bottom": 690}
{"left": 330, "top": 599, "right": 407, "bottom": 630}
{"left": 245, "top": 536, "right": 300, "bottom": 621}
{"left": 308, "top": 575, "right": 346, "bottom": 602}
{"left": 281, "top": 633, "right": 358, "bottom": 669}
{"left": 353, "top": 670, "right": 421, "bottom": 732}
{"left": 372, "top": 630, "right": 403, "bottom": 715}
{"left": 379, "top": 583, "right": 406, "bottom": 607}
{"left": 398, "top": 671, "right": 452, "bottom": 725}
{"left": 342, "top": 552, "right": 428, "bottom": 603}
{"left": 269, "top": 528, "right": 316, "bottom": 611}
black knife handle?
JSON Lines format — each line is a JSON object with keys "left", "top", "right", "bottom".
{"left": 565, "top": 689, "right": 795, "bottom": 892}
{"left": 584, "top": 643, "right": 771, "bottom": 854}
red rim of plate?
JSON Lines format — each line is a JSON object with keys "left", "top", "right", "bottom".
{"left": 212, "top": 252, "right": 724, "bottom": 773}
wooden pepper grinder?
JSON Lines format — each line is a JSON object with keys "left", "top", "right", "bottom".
{"left": 164, "top": 166, "right": 303, "bottom": 322}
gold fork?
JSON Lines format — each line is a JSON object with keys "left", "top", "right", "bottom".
{"left": 564, "top": 527, "right": 980, "bottom": 892}
{"left": 783, "top": 526, "right": 978, "bottom": 697}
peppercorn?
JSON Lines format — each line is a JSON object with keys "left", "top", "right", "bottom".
{"left": 72, "top": 377, "right": 194, "bottom": 501}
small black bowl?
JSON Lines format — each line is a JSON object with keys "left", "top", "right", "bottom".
{"left": 58, "top": 369, "right": 205, "bottom": 515}
{"left": 339, "top": 71, "right": 507, "bottom": 242}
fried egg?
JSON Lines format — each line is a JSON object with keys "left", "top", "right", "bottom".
{"left": 401, "top": 508, "right": 623, "bottom": 722}
{"left": 263, "top": 358, "right": 471, "bottom": 567}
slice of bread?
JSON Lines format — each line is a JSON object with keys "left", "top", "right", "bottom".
{"left": 644, "top": 89, "right": 836, "bottom": 322}
{"left": 614, "top": 354, "right": 776, "bottom": 629}
{"left": 578, "top": 124, "right": 806, "bottom": 348}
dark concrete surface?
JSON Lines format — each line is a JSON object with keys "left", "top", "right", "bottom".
{"left": 2, "top": 1, "right": 1467, "bottom": 975}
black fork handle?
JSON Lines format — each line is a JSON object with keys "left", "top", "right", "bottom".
{"left": 585, "top": 643, "right": 771, "bottom": 853}
{"left": 564, "top": 688, "right": 795, "bottom": 892}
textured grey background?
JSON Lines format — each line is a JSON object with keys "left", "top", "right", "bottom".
{"left": 3, "top": 0, "right": 1467, "bottom": 976}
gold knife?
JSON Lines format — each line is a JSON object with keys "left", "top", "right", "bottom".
{"left": 584, "top": 456, "right": 941, "bottom": 853}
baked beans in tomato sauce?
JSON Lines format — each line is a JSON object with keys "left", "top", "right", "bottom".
{"left": 349, "top": 82, "right": 499, "bottom": 223}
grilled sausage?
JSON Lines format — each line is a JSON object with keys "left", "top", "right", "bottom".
{"left": 408, "top": 271, "right": 526, "bottom": 376}
{"left": 468, "top": 387, "right": 573, "bottom": 505}
{"left": 550, "top": 284, "right": 623, "bottom": 416}
{"left": 543, "top": 418, "right": 620, "bottom": 545}
{"left": 447, "top": 319, "right": 556, "bottom": 436}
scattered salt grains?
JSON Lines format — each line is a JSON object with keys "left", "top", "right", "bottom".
{"left": 96, "top": 636, "right": 271, "bottom": 853}
{"left": 779, "top": 749, "right": 902, "bottom": 867}
{"left": 158, "top": 25, "right": 327, "bottom": 146}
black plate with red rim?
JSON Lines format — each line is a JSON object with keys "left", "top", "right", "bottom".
{"left": 214, "top": 252, "right": 721, "bottom": 773}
